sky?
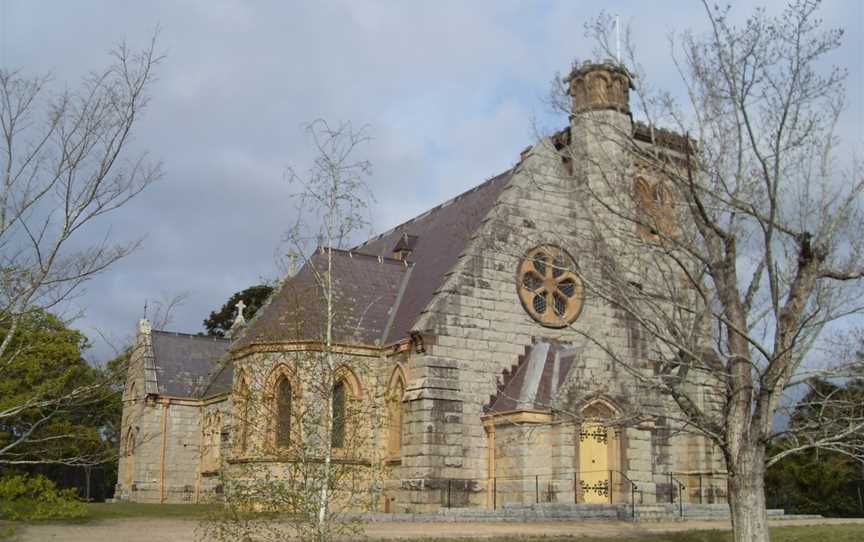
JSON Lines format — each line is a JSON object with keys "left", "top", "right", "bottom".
{"left": 2, "top": 0, "right": 862, "bottom": 363}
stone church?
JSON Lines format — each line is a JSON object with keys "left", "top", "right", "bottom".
{"left": 116, "top": 61, "right": 726, "bottom": 511}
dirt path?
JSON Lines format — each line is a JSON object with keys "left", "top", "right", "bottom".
{"left": 14, "top": 516, "right": 864, "bottom": 541}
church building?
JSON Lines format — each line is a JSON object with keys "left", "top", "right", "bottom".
{"left": 116, "top": 61, "right": 726, "bottom": 512}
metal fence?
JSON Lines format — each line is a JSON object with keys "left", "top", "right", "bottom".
{"left": 424, "top": 470, "right": 642, "bottom": 515}
{"left": 668, "top": 472, "right": 729, "bottom": 505}
{"left": 418, "top": 470, "right": 730, "bottom": 516}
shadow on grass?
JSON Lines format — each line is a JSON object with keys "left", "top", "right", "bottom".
{"left": 83, "top": 502, "right": 222, "bottom": 522}
{"left": 375, "top": 524, "right": 863, "bottom": 542}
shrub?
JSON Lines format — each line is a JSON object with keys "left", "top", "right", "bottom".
{"left": 0, "top": 473, "right": 86, "bottom": 521}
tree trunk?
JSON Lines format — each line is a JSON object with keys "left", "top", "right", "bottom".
{"left": 727, "top": 447, "right": 770, "bottom": 542}
{"left": 85, "top": 466, "right": 92, "bottom": 502}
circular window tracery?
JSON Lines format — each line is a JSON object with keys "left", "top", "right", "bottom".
{"left": 517, "top": 245, "right": 584, "bottom": 328}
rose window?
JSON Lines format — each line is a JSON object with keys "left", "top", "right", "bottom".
{"left": 517, "top": 245, "right": 584, "bottom": 327}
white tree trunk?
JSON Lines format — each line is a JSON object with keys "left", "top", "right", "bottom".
{"left": 728, "top": 445, "right": 770, "bottom": 542}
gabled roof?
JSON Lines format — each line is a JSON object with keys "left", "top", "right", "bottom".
{"left": 234, "top": 249, "right": 412, "bottom": 348}
{"left": 235, "top": 169, "right": 514, "bottom": 350}
{"left": 148, "top": 330, "right": 230, "bottom": 397}
{"left": 354, "top": 170, "right": 513, "bottom": 344}
{"left": 485, "top": 339, "right": 580, "bottom": 414}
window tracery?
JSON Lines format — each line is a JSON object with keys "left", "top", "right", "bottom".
{"left": 517, "top": 245, "right": 584, "bottom": 327}
{"left": 634, "top": 176, "right": 675, "bottom": 239}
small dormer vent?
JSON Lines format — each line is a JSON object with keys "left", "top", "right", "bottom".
{"left": 392, "top": 234, "right": 418, "bottom": 261}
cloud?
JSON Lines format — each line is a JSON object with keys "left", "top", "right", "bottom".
{"left": 2, "top": 0, "right": 860, "bottom": 363}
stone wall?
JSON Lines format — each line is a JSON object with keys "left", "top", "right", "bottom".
{"left": 121, "top": 400, "right": 203, "bottom": 503}
{"left": 198, "top": 397, "right": 232, "bottom": 501}
{"left": 224, "top": 348, "right": 400, "bottom": 511}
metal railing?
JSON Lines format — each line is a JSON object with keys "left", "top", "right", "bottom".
{"left": 669, "top": 471, "right": 729, "bottom": 505}
{"left": 434, "top": 470, "right": 642, "bottom": 518}
{"left": 668, "top": 473, "right": 685, "bottom": 517}
{"left": 415, "top": 471, "right": 729, "bottom": 518}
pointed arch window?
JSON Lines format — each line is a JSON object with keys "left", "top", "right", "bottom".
{"left": 275, "top": 377, "right": 293, "bottom": 448}
{"left": 387, "top": 377, "right": 405, "bottom": 459}
{"left": 331, "top": 380, "right": 346, "bottom": 449}
{"left": 634, "top": 176, "right": 675, "bottom": 239}
{"left": 236, "top": 377, "right": 251, "bottom": 453}
{"left": 124, "top": 427, "right": 136, "bottom": 486}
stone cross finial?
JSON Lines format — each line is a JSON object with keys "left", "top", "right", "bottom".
{"left": 287, "top": 251, "right": 298, "bottom": 276}
{"left": 226, "top": 300, "right": 247, "bottom": 339}
{"left": 138, "top": 318, "right": 151, "bottom": 335}
{"left": 234, "top": 300, "right": 246, "bottom": 324}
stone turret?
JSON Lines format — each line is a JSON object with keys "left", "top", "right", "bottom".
{"left": 566, "top": 60, "right": 633, "bottom": 116}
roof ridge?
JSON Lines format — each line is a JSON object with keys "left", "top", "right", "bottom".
{"left": 152, "top": 329, "right": 230, "bottom": 342}
{"left": 353, "top": 168, "right": 513, "bottom": 251}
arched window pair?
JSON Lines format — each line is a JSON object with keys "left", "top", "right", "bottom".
{"left": 272, "top": 373, "right": 350, "bottom": 451}
{"left": 248, "top": 365, "right": 363, "bottom": 453}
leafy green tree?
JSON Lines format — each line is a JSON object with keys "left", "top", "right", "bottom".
{"left": 0, "top": 310, "right": 117, "bottom": 466}
{"left": 766, "top": 378, "right": 864, "bottom": 517}
{"left": 203, "top": 284, "right": 274, "bottom": 337}
{"left": 766, "top": 446, "right": 862, "bottom": 517}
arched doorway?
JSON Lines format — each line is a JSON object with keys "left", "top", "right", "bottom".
{"left": 576, "top": 400, "right": 622, "bottom": 504}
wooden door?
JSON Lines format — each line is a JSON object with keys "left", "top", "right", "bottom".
{"left": 579, "top": 423, "right": 609, "bottom": 503}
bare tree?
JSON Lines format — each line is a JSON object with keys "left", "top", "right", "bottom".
{"left": 0, "top": 35, "right": 162, "bottom": 466}
{"left": 532, "top": 2, "right": 864, "bottom": 540}
{"left": 202, "top": 121, "right": 389, "bottom": 542}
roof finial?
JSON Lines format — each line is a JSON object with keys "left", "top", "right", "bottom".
{"left": 226, "top": 299, "right": 246, "bottom": 339}
{"left": 234, "top": 299, "right": 246, "bottom": 326}
{"left": 287, "top": 250, "right": 298, "bottom": 276}
{"left": 138, "top": 317, "right": 151, "bottom": 336}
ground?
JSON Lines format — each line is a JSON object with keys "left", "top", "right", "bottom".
{"left": 5, "top": 505, "right": 863, "bottom": 542}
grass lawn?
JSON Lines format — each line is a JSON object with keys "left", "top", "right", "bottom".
{"left": 82, "top": 502, "right": 220, "bottom": 521}
{"left": 5, "top": 504, "right": 860, "bottom": 542}
{"left": 395, "top": 524, "right": 863, "bottom": 542}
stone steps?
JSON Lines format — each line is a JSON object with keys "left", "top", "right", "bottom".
{"left": 348, "top": 503, "right": 821, "bottom": 523}
{"left": 440, "top": 502, "right": 623, "bottom": 521}
{"left": 633, "top": 504, "right": 680, "bottom": 522}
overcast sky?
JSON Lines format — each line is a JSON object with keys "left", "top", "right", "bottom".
{"left": 3, "top": 1, "right": 862, "bottom": 362}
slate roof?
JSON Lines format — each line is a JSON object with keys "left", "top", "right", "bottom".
{"left": 149, "top": 331, "right": 231, "bottom": 397}
{"left": 235, "top": 169, "right": 513, "bottom": 349}
{"left": 200, "top": 358, "right": 234, "bottom": 398}
{"left": 485, "top": 340, "right": 581, "bottom": 413}
{"left": 354, "top": 170, "right": 513, "bottom": 344}
{"left": 234, "top": 249, "right": 412, "bottom": 348}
